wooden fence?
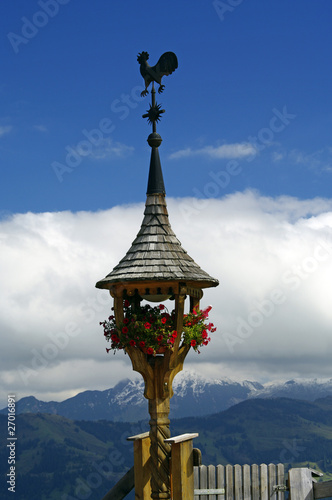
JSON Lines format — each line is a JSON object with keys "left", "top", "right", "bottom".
{"left": 102, "top": 431, "right": 332, "bottom": 500}
{"left": 194, "top": 463, "right": 285, "bottom": 500}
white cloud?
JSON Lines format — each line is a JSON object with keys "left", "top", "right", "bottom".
{"left": 288, "top": 147, "right": 332, "bottom": 172}
{"left": 75, "top": 136, "right": 134, "bottom": 160}
{"left": 1, "top": 191, "right": 332, "bottom": 407}
{"left": 169, "top": 143, "right": 256, "bottom": 160}
{"left": 33, "top": 125, "right": 48, "bottom": 133}
{"left": 0, "top": 125, "right": 13, "bottom": 137}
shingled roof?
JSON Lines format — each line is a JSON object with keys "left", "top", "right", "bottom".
{"left": 96, "top": 137, "right": 219, "bottom": 290}
{"left": 96, "top": 191, "right": 219, "bottom": 288}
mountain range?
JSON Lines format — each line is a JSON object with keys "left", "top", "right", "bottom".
{"left": 1, "top": 395, "right": 332, "bottom": 500}
{"left": 2, "top": 371, "right": 332, "bottom": 421}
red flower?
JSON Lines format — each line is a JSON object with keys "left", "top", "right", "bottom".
{"left": 139, "top": 341, "right": 145, "bottom": 348}
{"left": 146, "top": 347, "right": 154, "bottom": 355}
{"left": 123, "top": 318, "right": 129, "bottom": 325}
{"left": 129, "top": 339, "right": 136, "bottom": 346}
{"left": 122, "top": 326, "right": 128, "bottom": 334}
{"left": 111, "top": 334, "right": 119, "bottom": 342}
{"left": 124, "top": 299, "right": 130, "bottom": 307}
{"left": 172, "top": 331, "right": 177, "bottom": 338}
{"left": 190, "top": 340, "right": 197, "bottom": 347}
{"left": 144, "top": 322, "right": 151, "bottom": 329}
{"left": 202, "top": 330, "right": 208, "bottom": 339}
{"left": 106, "top": 348, "right": 111, "bottom": 353}
{"left": 161, "top": 317, "right": 167, "bottom": 324}
{"left": 193, "top": 308, "right": 197, "bottom": 315}
{"left": 159, "top": 304, "right": 165, "bottom": 310}
{"left": 169, "top": 337, "right": 175, "bottom": 344}
{"left": 157, "top": 335, "right": 163, "bottom": 342}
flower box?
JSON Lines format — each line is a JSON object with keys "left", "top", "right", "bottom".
{"left": 101, "top": 300, "right": 216, "bottom": 356}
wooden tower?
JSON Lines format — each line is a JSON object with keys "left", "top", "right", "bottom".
{"left": 96, "top": 60, "right": 219, "bottom": 499}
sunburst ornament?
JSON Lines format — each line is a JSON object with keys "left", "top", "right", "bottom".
{"left": 142, "top": 102, "right": 165, "bottom": 125}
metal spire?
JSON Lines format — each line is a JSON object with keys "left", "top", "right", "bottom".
{"left": 143, "top": 83, "right": 166, "bottom": 195}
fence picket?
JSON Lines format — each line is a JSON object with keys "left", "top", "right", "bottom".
{"left": 260, "top": 464, "right": 268, "bottom": 500}
{"left": 251, "top": 464, "right": 260, "bottom": 500}
{"left": 208, "top": 464, "right": 217, "bottom": 500}
{"left": 268, "top": 464, "right": 276, "bottom": 500}
{"left": 277, "top": 464, "right": 285, "bottom": 500}
{"left": 243, "top": 464, "right": 251, "bottom": 500}
{"left": 216, "top": 465, "right": 225, "bottom": 500}
{"left": 194, "top": 466, "right": 200, "bottom": 500}
{"left": 226, "top": 464, "right": 234, "bottom": 500}
{"left": 200, "top": 465, "right": 208, "bottom": 500}
{"left": 234, "top": 464, "right": 243, "bottom": 500}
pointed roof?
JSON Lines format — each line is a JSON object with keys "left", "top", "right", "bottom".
{"left": 95, "top": 191, "right": 219, "bottom": 289}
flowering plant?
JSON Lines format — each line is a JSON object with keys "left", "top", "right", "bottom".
{"left": 101, "top": 300, "right": 216, "bottom": 356}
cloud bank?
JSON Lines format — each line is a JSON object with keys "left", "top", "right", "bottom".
{"left": 1, "top": 190, "right": 332, "bottom": 407}
{"left": 169, "top": 143, "right": 256, "bottom": 160}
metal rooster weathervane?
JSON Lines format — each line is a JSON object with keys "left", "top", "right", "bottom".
{"left": 137, "top": 51, "right": 178, "bottom": 129}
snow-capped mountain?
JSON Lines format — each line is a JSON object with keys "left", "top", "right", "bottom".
{"left": 2, "top": 371, "right": 332, "bottom": 421}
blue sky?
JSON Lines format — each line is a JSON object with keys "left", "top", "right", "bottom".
{"left": 1, "top": 1, "right": 332, "bottom": 407}
{"left": 1, "top": 0, "right": 332, "bottom": 214}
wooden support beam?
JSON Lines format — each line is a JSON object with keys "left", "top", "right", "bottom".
{"left": 101, "top": 466, "right": 134, "bottom": 500}
{"left": 127, "top": 432, "right": 152, "bottom": 500}
{"left": 314, "top": 480, "right": 332, "bottom": 499}
{"left": 165, "top": 433, "right": 198, "bottom": 500}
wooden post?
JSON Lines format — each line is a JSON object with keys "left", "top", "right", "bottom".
{"left": 165, "top": 433, "right": 198, "bottom": 500}
{"left": 127, "top": 432, "right": 151, "bottom": 500}
{"left": 288, "top": 468, "right": 314, "bottom": 500}
{"left": 148, "top": 396, "right": 172, "bottom": 499}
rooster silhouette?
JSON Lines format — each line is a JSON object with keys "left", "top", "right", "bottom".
{"left": 137, "top": 51, "right": 178, "bottom": 97}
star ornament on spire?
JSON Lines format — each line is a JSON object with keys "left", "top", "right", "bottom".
{"left": 142, "top": 102, "right": 165, "bottom": 126}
